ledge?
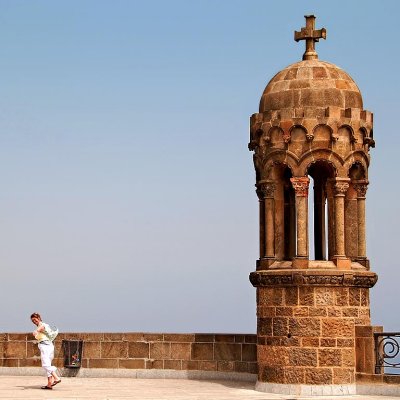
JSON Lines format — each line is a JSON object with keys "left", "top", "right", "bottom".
{"left": 250, "top": 269, "right": 378, "bottom": 288}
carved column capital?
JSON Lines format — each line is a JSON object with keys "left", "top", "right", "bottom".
{"left": 257, "top": 181, "right": 276, "bottom": 199}
{"left": 290, "top": 177, "right": 310, "bottom": 197}
{"left": 333, "top": 179, "right": 350, "bottom": 197}
{"left": 353, "top": 180, "right": 369, "bottom": 199}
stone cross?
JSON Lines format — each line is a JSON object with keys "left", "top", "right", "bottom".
{"left": 294, "top": 15, "right": 326, "bottom": 60}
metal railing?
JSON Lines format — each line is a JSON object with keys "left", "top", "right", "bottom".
{"left": 374, "top": 332, "right": 400, "bottom": 374}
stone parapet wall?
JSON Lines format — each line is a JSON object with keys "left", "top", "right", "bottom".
{"left": 0, "top": 333, "right": 257, "bottom": 375}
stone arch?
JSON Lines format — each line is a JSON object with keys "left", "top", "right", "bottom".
{"left": 288, "top": 125, "right": 309, "bottom": 157}
{"left": 312, "top": 124, "right": 333, "bottom": 148}
{"left": 268, "top": 126, "right": 285, "bottom": 149}
{"left": 305, "top": 159, "right": 337, "bottom": 261}
{"left": 298, "top": 149, "right": 342, "bottom": 177}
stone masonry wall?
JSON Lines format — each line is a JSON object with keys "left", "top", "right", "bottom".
{"left": 0, "top": 332, "right": 257, "bottom": 375}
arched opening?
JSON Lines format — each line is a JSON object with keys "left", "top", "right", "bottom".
{"left": 283, "top": 166, "right": 296, "bottom": 260}
{"left": 307, "top": 161, "right": 336, "bottom": 260}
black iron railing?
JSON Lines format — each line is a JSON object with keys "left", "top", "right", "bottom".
{"left": 374, "top": 332, "right": 400, "bottom": 374}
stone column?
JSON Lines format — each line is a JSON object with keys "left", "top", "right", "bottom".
{"left": 258, "top": 181, "right": 276, "bottom": 264}
{"left": 353, "top": 181, "right": 369, "bottom": 264}
{"left": 333, "top": 178, "right": 350, "bottom": 269}
{"left": 290, "top": 177, "right": 309, "bottom": 267}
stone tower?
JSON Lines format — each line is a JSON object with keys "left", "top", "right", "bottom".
{"left": 249, "top": 16, "right": 377, "bottom": 396}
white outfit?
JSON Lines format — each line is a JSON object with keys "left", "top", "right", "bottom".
{"left": 38, "top": 341, "right": 56, "bottom": 377}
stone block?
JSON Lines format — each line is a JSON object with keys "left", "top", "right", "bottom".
{"left": 119, "top": 359, "right": 145, "bottom": 369}
{"left": 123, "top": 333, "right": 145, "bottom": 342}
{"left": 302, "top": 338, "right": 319, "bottom": 347}
{"left": 333, "top": 367, "right": 355, "bottom": 384}
{"left": 215, "top": 334, "right": 235, "bottom": 343}
{"left": 199, "top": 361, "right": 217, "bottom": 371}
{"left": 143, "top": 333, "right": 163, "bottom": 342}
{"left": 288, "top": 348, "right": 318, "bottom": 366}
{"left": 289, "top": 318, "right": 321, "bottom": 337}
{"left": 8, "top": 334, "right": 27, "bottom": 341}
{"left": 260, "top": 365, "right": 285, "bottom": 383}
{"left": 19, "top": 358, "right": 42, "bottom": 367}
{"left": 234, "top": 335, "right": 245, "bottom": 343}
{"left": 163, "top": 334, "right": 194, "bottom": 342}
{"left": 214, "top": 343, "right": 241, "bottom": 361}
{"left": 248, "top": 362, "right": 258, "bottom": 374}
{"left": 217, "top": 360, "right": 234, "bottom": 372}
{"left": 235, "top": 361, "right": 249, "bottom": 373}
{"left": 101, "top": 342, "right": 128, "bottom": 358}
{"left": 299, "top": 287, "right": 314, "bottom": 306}
{"left": 89, "top": 359, "right": 118, "bottom": 368}
{"left": 191, "top": 343, "right": 213, "bottom": 361}
{"left": 2, "top": 359, "right": 18, "bottom": 367}
{"left": 322, "top": 318, "right": 354, "bottom": 338}
{"left": 342, "top": 349, "right": 355, "bottom": 367}
{"left": 257, "top": 318, "right": 272, "bottom": 336}
{"left": 242, "top": 344, "right": 257, "bottom": 361}
{"left": 342, "top": 307, "right": 359, "bottom": 317}
{"left": 170, "top": 343, "right": 191, "bottom": 360}
{"left": 181, "top": 360, "right": 199, "bottom": 370}
{"left": 0, "top": 334, "right": 7, "bottom": 342}
{"left": 104, "top": 333, "right": 123, "bottom": 341}
{"left": 315, "top": 288, "right": 335, "bottom": 306}
{"left": 284, "top": 367, "right": 305, "bottom": 384}
{"left": 146, "top": 360, "right": 163, "bottom": 369}
{"left": 355, "top": 325, "right": 373, "bottom": 338}
{"left": 320, "top": 338, "right": 336, "bottom": 347}
{"left": 383, "top": 375, "right": 400, "bottom": 384}
{"left": 273, "top": 318, "right": 288, "bottom": 336}
{"left": 319, "top": 348, "right": 342, "bottom": 366}
{"left": 305, "top": 368, "right": 333, "bottom": 384}
{"left": 244, "top": 335, "right": 257, "bottom": 344}
{"left": 194, "top": 334, "right": 214, "bottom": 343}
{"left": 4, "top": 342, "right": 26, "bottom": 358}
{"left": 275, "top": 307, "right": 293, "bottom": 317}
{"left": 128, "top": 342, "right": 149, "bottom": 358}
{"left": 284, "top": 288, "right": 298, "bottom": 306}
{"left": 26, "top": 342, "right": 40, "bottom": 358}
{"left": 355, "top": 372, "right": 383, "bottom": 383}
{"left": 83, "top": 342, "right": 101, "bottom": 358}
{"left": 337, "top": 338, "right": 354, "bottom": 347}
{"left": 293, "top": 307, "right": 309, "bottom": 317}
{"left": 309, "top": 307, "right": 327, "bottom": 317}
{"left": 360, "top": 290, "right": 369, "bottom": 306}
{"left": 164, "top": 360, "right": 181, "bottom": 370}
{"left": 327, "top": 307, "right": 341, "bottom": 317}
{"left": 335, "top": 288, "right": 349, "bottom": 306}
{"left": 349, "top": 288, "right": 361, "bottom": 306}
{"left": 150, "top": 342, "right": 171, "bottom": 360}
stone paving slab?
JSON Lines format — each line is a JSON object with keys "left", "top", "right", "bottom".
{"left": 0, "top": 376, "right": 399, "bottom": 400}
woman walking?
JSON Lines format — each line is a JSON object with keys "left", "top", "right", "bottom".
{"left": 30, "top": 312, "right": 61, "bottom": 390}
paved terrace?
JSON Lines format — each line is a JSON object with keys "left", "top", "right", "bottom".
{"left": 1, "top": 376, "right": 399, "bottom": 400}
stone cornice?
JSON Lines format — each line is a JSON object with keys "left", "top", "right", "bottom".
{"left": 249, "top": 270, "right": 378, "bottom": 288}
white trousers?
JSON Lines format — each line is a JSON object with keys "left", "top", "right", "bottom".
{"left": 38, "top": 342, "right": 56, "bottom": 377}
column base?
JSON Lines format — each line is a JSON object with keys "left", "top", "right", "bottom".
{"left": 332, "top": 257, "right": 352, "bottom": 270}
{"left": 255, "top": 381, "right": 356, "bottom": 396}
{"left": 354, "top": 257, "right": 370, "bottom": 270}
{"left": 292, "top": 257, "right": 309, "bottom": 269}
{"left": 256, "top": 257, "right": 276, "bottom": 270}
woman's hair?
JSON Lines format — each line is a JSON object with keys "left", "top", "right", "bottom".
{"left": 30, "top": 312, "right": 41, "bottom": 321}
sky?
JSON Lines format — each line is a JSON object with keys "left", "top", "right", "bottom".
{"left": 0, "top": 0, "right": 399, "bottom": 333}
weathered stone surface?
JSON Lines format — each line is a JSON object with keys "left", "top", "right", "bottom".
{"left": 191, "top": 343, "right": 213, "bottom": 361}
{"left": 128, "top": 342, "right": 149, "bottom": 358}
{"left": 288, "top": 348, "right": 318, "bottom": 366}
{"left": 305, "top": 368, "right": 333, "bottom": 384}
{"left": 322, "top": 318, "right": 354, "bottom": 337}
{"left": 289, "top": 318, "right": 321, "bottom": 337}
{"left": 319, "top": 348, "right": 342, "bottom": 366}
{"left": 214, "top": 343, "right": 241, "bottom": 361}
{"left": 171, "top": 343, "right": 191, "bottom": 360}
{"left": 101, "top": 342, "right": 127, "bottom": 358}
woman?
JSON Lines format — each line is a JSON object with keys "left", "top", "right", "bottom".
{"left": 30, "top": 312, "right": 61, "bottom": 390}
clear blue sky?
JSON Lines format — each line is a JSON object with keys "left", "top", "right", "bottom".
{"left": 0, "top": 0, "right": 399, "bottom": 332}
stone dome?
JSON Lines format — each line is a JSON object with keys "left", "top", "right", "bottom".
{"left": 259, "top": 59, "right": 363, "bottom": 113}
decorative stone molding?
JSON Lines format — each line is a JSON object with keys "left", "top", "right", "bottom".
{"left": 257, "top": 181, "right": 275, "bottom": 199}
{"left": 290, "top": 177, "right": 310, "bottom": 197}
{"left": 249, "top": 270, "right": 377, "bottom": 289}
{"left": 334, "top": 180, "right": 350, "bottom": 196}
{"left": 353, "top": 181, "right": 369, "bottom": 199}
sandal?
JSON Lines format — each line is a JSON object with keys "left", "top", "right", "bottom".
{"left": 52, "top": 379, "right": 61, "bottom": 386}
{"left": 41, "top": 385, "right": 52, "bottom": 390}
